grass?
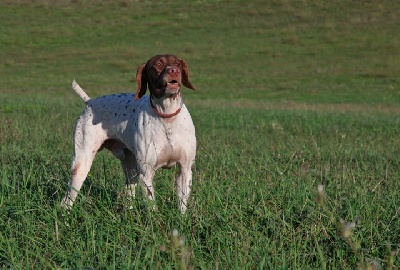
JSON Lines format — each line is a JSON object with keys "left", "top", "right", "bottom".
{"left": 0, "top": 0, "right": 399, "bottom": 268}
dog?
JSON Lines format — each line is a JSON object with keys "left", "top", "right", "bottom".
{"left": 61, "top": 54, "right": 196, "bottom": 214}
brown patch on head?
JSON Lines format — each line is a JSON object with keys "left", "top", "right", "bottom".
{"left": 179, "top": 58, "right": 195, "bottom": 90}
{"left": 135, "top": 54, "right": 195, "bottom": 100}
{"left": 135, "top": 63, "right": 147, "bottom": 100}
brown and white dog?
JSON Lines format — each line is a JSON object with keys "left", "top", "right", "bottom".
{"left": 61, "top": 54, "right": 196, "bottom": 213}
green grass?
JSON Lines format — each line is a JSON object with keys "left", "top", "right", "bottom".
{"left": 1, "top": 0, "right": 399, "bottom": 269}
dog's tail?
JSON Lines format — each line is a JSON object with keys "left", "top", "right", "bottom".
{"left": 72, "top": 80, "right": 91, "bottom": 103}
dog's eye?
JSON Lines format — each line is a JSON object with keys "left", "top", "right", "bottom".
{"left": 155, "top": 61, "right": 164, "bottom": 69}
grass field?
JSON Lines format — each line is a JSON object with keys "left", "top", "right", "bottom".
{"left": 1, "top": 0, "right": 399, "bottom": 269}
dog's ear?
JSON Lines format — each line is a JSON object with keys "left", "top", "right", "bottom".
{"left": 180, "top": 59, "right": 195, "bottom": 91}
{"left": 135, "top": 63, "right": 148, "bottom": 100}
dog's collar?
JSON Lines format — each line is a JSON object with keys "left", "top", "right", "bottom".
{"left": 150, "top": 94, "right": 183, "bottom": 118}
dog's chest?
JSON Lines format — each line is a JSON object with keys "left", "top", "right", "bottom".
{"left": 89, "top": 94, "right": 195, "bottom": 168}
{"left": 152, "top": 124, "right": 182, "bottom": 168}
{"left": 139, "top": 110, "right": 195, "bottom": 169}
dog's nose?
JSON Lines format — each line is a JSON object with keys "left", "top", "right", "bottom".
{"left": 167, "top": 67, "right": 180, "bottom": 77}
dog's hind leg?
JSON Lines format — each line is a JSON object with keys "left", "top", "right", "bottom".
{"left": 61, "top": 119, "right": 103, "bottom": 210}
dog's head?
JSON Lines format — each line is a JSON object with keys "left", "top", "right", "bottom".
{"left": 135, "top": 54, "right": 195, "bottom": 100}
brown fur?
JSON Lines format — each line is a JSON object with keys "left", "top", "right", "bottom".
{"left": 135, "top": 54, "right": 195, "bottom": 100}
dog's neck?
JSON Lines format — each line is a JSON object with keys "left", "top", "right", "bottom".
{"left": 150, "top": 93, "right": 183, "bottom": 118}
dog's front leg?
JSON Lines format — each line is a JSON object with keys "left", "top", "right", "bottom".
{"left": 120, "top": 151, "right": 139, "bottom": 209}
{"left": 139, "top": 165, "right": 156, "bottom": 210}
{"left": 176, "top": 165, "right": 193, "bottom": 214}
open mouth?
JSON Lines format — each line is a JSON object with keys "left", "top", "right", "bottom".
{"left": 163, "top": 80, "right": 180, "bottom": 94}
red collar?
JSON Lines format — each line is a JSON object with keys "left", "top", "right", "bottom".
{"left": 150, "top": 96, "right": 183, "bottom": 118}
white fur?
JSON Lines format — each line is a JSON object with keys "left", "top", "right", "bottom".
{"left": 61, "top": 81, "right": 196, "bottom": 213}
